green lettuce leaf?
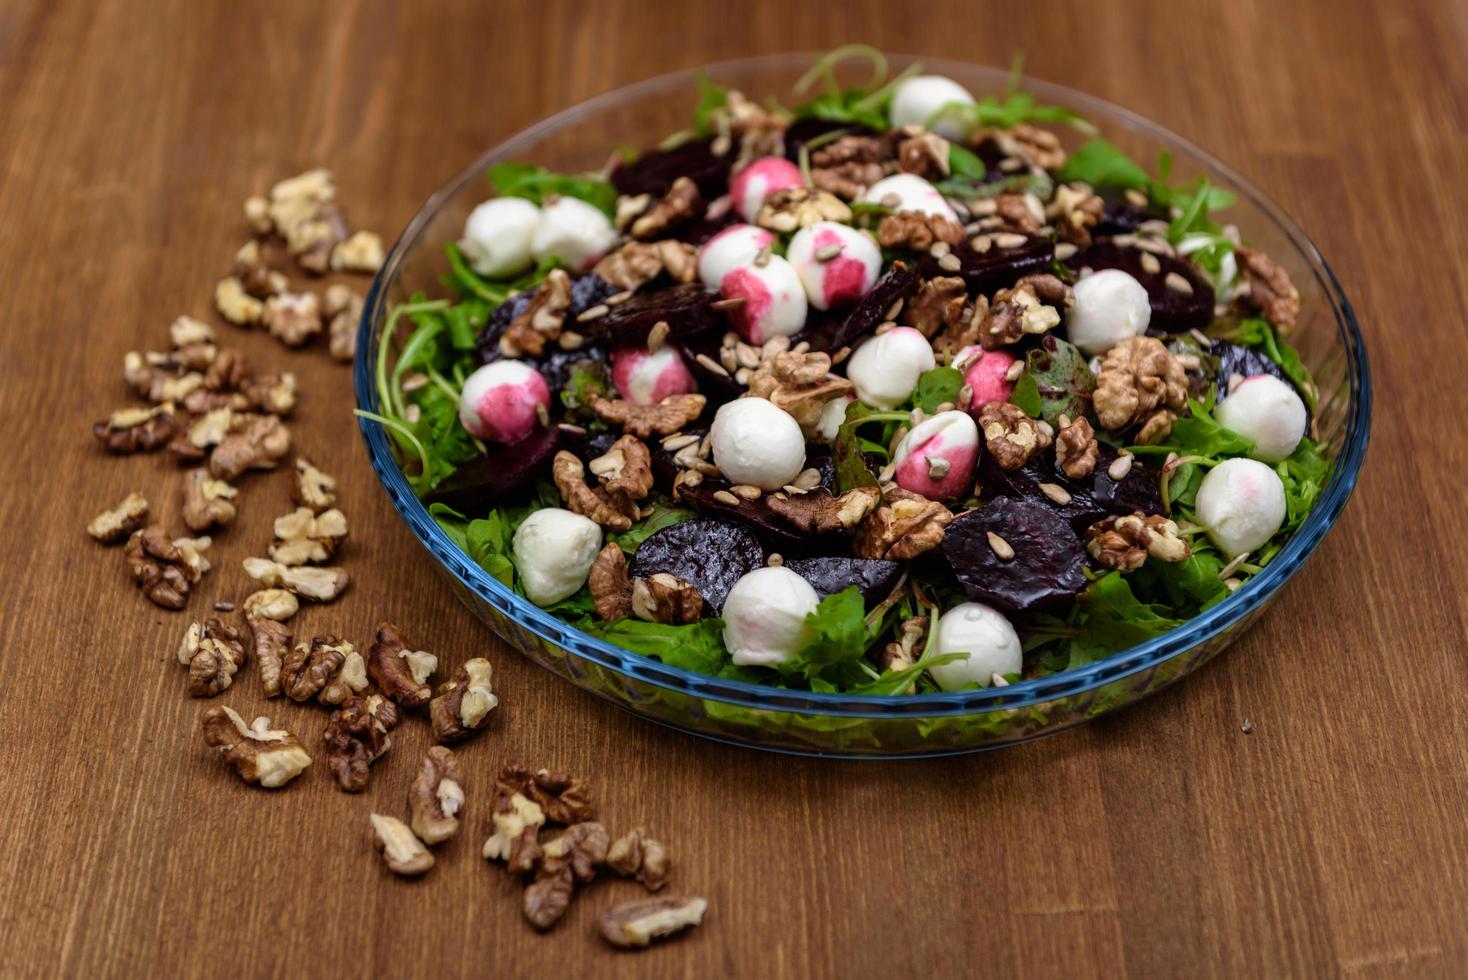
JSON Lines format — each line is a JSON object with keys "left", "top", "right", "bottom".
{"left": 913, "top": 366, "right": 963, "bottom": 413}
{"left": 582, "top": 618, "right": 728, "bottom": 674}
{"left": 488, "top": 162, "right": 617, "bottom": 217}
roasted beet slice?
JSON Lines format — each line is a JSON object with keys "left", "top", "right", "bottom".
{"left": 1095, "top": 188, "right": 1167, "bottom": 236}
{"left": 796, "top": 262, "right": 919, "bottom": 353}
{"left": 928, "top": 236, "right": 1056, "bottom": 296}
{"left": 1211, "top": 341, "right": 1294, "bottom": 400}
{"left": 611, "top": 137, "right": 734, "bottom": 200}
{"left": 785, "top": 557, "right": 902, "bottom": 603}
{"left": 675, "top": 336, "right": 744, "bottom": 404}
{"left": 943, "top": 499, "right": 1088, "bottom": 612}
{"left": 784, "top": 118, "right": 879, "bottom": 164}
{"left": 582, "top": 283, "right": 719, "bottom": 347}
{"left": 1068, "top": 240, "right": 1214, "bottom": 331}
{"left": 423, "top": 426, "right": 564, "bottom": 512}
{"left": 979, "top": 445, "right": 1163, "bottom": 535}
{"left": 631, "top": 518, "right": 766, "bottom": 611}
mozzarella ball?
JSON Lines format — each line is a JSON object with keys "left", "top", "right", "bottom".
{"left": 861, "top": 174, "right": 957, "bottom": 221}
{"left": 889, "top": 74, "right": 977, "bottom": 141}
{"left": 530, "top": 195, "right": 616, "bottom": 271}
{"left": 511, "top": 508, "right": 603, "bottom": 607}
{"left": 1195, "top": 457, "right": 1288, "bottom": 558}
{"left": 458, "top": 360, "right": 551, "bottom": 444}
{"left": 957, "top": 346, "right": 1018, "bottom": 411}
{"left": 729, "top": 157, "right": 805, "bottom": 223}
{"left": 846, "top": 327, "right": 937, "bottom": 408}
{"left": 1216, "top": 374, "right": 1308, "bottom": 463}
{"left": 722, "top": 566, "right": 821, "bottom": 666}
{"left": 720, "top": 255, "right": 809, "bottom": 345}
{"left": 610, "top": 345, "right": 696, "bottom": 406}
{"left": 816, "top": 395, "right": 853, "bottom": 442}
{"left": 709, "top": 398, "right": 807, "bottom": 490}
{"left": 928, "top": 602, "right": 1023, "bottom": 691}
{"left": 697, "top": 224, "right": 776, "bottom": 289}
{"left": 1066, "top": 269, "right": 1152, "bottom": 356}
{"left": 460, "top": 198, "right": 541, "bottom": 278}
{"left": 893, "top": 410, "right": 980, "bottom": 499}
{"left": 787, "top": 222, "right": 882, "bottom": 310}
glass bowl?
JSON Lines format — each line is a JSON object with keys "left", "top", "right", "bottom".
{"left": 354, "top": 53, "right": 1370, "bottom": 757}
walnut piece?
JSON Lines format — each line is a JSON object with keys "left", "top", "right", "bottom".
{"left": 588, "top": 543, "right": 632, "bottom": 621}
{"left": 606, "top": 828, "right": 671, "bottom": 891}
{"left": 281, "top": 635, "right": 351, "bottom": 702}
{"left": 1085, "top": 513, "right": 1190, "bottom": 570}
{"left": 992, "top": 192, "right": 1044, "bottom": 234}
{"left": 593, "top": 240, "right": 698, "bottom": 291}
{"left": 500, "top": 766, "right": 596, "bottom": 825}
{"left": 208, "top": 413, "right": 291, "bottom": 481}
{"left": 483, "top": 783, "right": 547, "bottom": 873}
{"left": 87, "top": 492, "right": 150, "bottom": 544}
{"left": 630, "top": 574, "right": 704, "bottom": 625}
{"left": 170, "top": 315, "right": 215, "bottom": 348}
{"left": 293, "top": 457, "right": 338, "bottom": 511}
{"left": 765, "top": 486, "right": 881, "bottom": 535}
{"left": 262, "top": 169, "right": 346, "bottom": 275}
{"left": 500, "top": 268, "right": 573, "bottom": 358}
{"left": 331, "top": 230, "right": 385, "bottom": 273}
{"left": 214, "top": 276, "right": 264, "bottom": 325}
{"left": 323, "top": 694, "right": 399, "bottom": 793}
{"left": 367, "top": 622, "right": 436, "bottom": 709}
{"left": 810, "top": 134, "right": 895, "bottom": 199}
{"left": 1046, "top": 183, "right": 1105, "bottom": 248}
{"left": 524, "top": 857, "right": 575, "bottom": 930}
{"left": 410, "top": 746, "right": 465, "bottom": 845}
{"left": 232, "top": 240, "right": 288, "bottom": 299}
{"left": 743, "top": 350, "right": 852, "bottom": 431}
{"left": 590, "top": 393, "right": 706, "bottom": 439}
{"left": 246, "top": 616, "right": 291, "bottom": 698}
{"left": 125, "top": 527, "right": 208, "bottom": 609}
{"left": 94, "top": 403, "right": 177, "bottom": 454}
{"left": 880, "top": 616, "right": 927, "bottom": 687}
{"left": 854, "top": 489, "right": 953, "bottom": 560}
{"left": 1234, "top": 246, "right": 1301, "bottom": 330}
{"left": 200, "top": 705, "right": 311, "bottom": 788}
{"left": 543, "top": 821, "right": 610, "bottom": 883}
{"left": 630, "top": 176, "right": 699, "bottom": 239}
{"left": 756, "top": 187, "right": 852, "bottom": 232}
{"left": 877, "top": 211, "right": 964, "bottom": 251}
{"left": 902, "top": 276, "right": 968, "bottom": 338}
{"left": 370, "top": 814, "right": 434, "bottom": 876}
{"left": 264, "top": 292, "right": 323, "bottom": 347}
{"left": 269, "top": 506, "right": 348, "bottom": 565}
{"left": 177, "top": 619, "right": 249, "bottom": 697}
{"left": 182, "top": 469, "right": 238, "bottom": 532}
{"left": 242, "top": 587, "right": 299, "bottom": 622}
{"left": 123, "top": 350, "right": 207, "bottom": 402}
{"left": 318, "top": 644, "right": 368, "bottom": 706}
{"left": 323, "top": 284, "right": 364, "bottom": 362}
{"left": 241, "top": 557, "right": 350, "bottom": 602}
{"left": 429, "top": 658, "right": 498, "bottom": 743}
{"left": 979, "top": 402, "right": 1053, "bottom": 471}
{"left": 553, "top": 437, "right": 653, "bottom": 532}
{"left": 1054, "top": 415, "right": 1099, "bottom": 479}
{"left": 897, "top": 130, "right": 951, "bottom": 179}
{"left": 978, "top": 274, "right": 1072, "bottom": 349}
{"left": 1093, "top": 336, "right": 1188, "bottom": 440}
{"left": 598, "top": 896, "right": 707, "bottom": 950}
{"left": 997, "top": 123, "right": 1067, "bottom": 171}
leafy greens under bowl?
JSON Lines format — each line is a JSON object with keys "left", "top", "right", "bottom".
{"left": 355, "top": 53, "right": 1369, "bottom": 757}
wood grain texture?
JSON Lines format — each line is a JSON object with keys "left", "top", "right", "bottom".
{"left": 1, "top": 0, "right": 1464, "bottom": 976}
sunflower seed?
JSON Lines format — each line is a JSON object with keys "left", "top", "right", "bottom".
{"left": 987, "top": 531, "right": 1015, "bottom": 560}
{"left": 815, "top": 243, "right": 844, "bottom": 262}
{"left": 695, "top": 353, "right": 730, "bottom": 378}
{"left": 646, "top": 320, "right": 670, "bottom": 353}
{"left": 576, "top": 303, "right": 610, "bottom": 322}
{"left": 712, "top": 490, "right": 740, "bottom": 506}
{"left": 993, "top": 233, "right": 1027, "bottom": 249}
{"left": 730, "top": 484, "right": 762, "bottom": 500}
{"left": 1108, "top": 454, "right": 1134, "bottom": 481}
{"left": 1218, "top": 551, "right": 1251, "bottom": 581}
{"left": 661, "top": 433, "right": 699, "bottom": 451}
{"left": 1139, "top": 252, "right": 1162, "bottom": 275}
{"left": 1165, "top": 271, "right": 1194, "bottom": 295}
{"left": 1054, "top": 242, "right": 1078, "bottom": 261}
{"left": 1004, "top": 360, "right": 1026, "bottom": 382}
{"left": 938, "top": 252, "right": 962, "bottom": 272}
{"left": 1038, "top": 482, "right": 1072, "bottom": 505}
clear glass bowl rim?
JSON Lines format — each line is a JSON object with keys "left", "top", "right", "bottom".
{"left": 354, "top": 52, "right": 1372, "bottom": 722}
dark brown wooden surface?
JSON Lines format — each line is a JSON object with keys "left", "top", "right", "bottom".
{"left": 2, "top": 0, "right": 1465, "bottom": 976}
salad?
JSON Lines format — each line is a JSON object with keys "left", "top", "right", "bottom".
{"left": 364, "top": 49, "right": 1328, "bottom": 699}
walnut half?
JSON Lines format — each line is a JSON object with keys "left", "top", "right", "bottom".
{"left": 200, "top": 705, "right": 311, "bottom": 788}
{"left": 367, "top": 622, "right": 436, "bottom": 709}
{"left": 323, "top": 694, "right": 398, "bottom": 793}
{"left": 428, "top": 658, "right": 498, "bottom": 743}
{"left": 1085, "top": 513, "right": 1190, "bottom": 571}
{"left": 370, "top": 814, "right": 434, "bottom": 877}
{"left": 606, "top": 828, "right": 671, "bottom": 892}
{"left": 242, "top": 557, "right": 349, "bottom": 602}
{"left": 409, "top": 746, "right": 465, "bottom": 845}
{"left": 87, "top": 492, "right": 150, "bottom": 544}
{"left": 598, "top": 896, "right": 708, "bottom": 950}
{"left": 177, "top": 619, "right": 249, "bottom": 697}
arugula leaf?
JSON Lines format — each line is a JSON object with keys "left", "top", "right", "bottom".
{"left": 913, "top": 366, "right": 963, "bottom": 413}
{"left": 1140, "top": 398, "right": 1254, "bottom": 458}
{"left": 488, "top": 162, "right": 617, "bottom": 217}
{"left": 1226, "top": 317, "right": 1318, "bottom": 410}
{"left": 1066, "top": 573, "right": 1184, "bottom": 668}
{"left": 832, "top": 402, "right": 885, "bottom": 492}
{"left": 1009, "top": 372, "right": 1044, "bottom": 417}
{"left": 927, "top": 91, "right": 1093, "bottom": 137}
{"left": 779, "top": 587, "right": 869, "bottom": 683}
{"left": 429, "top": 503, "right": 516, "bottom": 589}
{"left": 1275, "top": 438, "right": 1331, "bottom": 533}
{"left": 582, "top": 618, "right": 729, "bottom": 675}
{"left": 1057, "top": 139, "right": 1150, "bottom": 189}
{"left": 1023, "top": 336, "right": 1095, "bottom": 426}
{"left": 692, "top": 70, "right": 728, "bottom": 136}
{"left": 947, "top": 144, "right": 989, "bottom": 181}
{"left": 1130, "top": 548, "right": 1227, "bottom": 614}
{"left": 608, "top": 504, "right": 694, "bottom": 554}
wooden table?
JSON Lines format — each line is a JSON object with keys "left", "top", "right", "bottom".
{"left": 3, "top": 0, "right": 1464, "bottom": 975}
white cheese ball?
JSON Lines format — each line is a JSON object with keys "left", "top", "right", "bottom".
{"left": 1066, "top": 269, "right": 1152, "bottom": 356}
{"left": 1195, "top": 458, "right": 1288, "bottom": 559}
{"left": 720, "top": 254, "right": 809, "bottom": 345}
{"left": 460, "top": 197, "right": 541, "bottom": 278}
{"left": 846, "top": 326, "right": 937, "bottom": 408}
{"left": 1216, "top": 374, "right": 1308, "bottom": 463}
{"left": 787, "top": 222, "right": 882, "bottom": 310}
{"left": 697, "top": 224, "right": 776, "bottom": 289}
{"left": 722, "top": 566, "right": 821, "bottom": 667}
{"left": 861, "top": 174, "right": 957, "bottom": 221}
{"left": 928, "top": 602, "right": 1023, "bottom": 691}
{"left": 815, "top": 395, "right": 853, "bottom": 442}
{"left": 709, "top": 398, "right": 807, "bottom": 490}
{"left": 511, "top": 508, "right": 603, "bottom": 607}
{"left": 729, "top": 156, "right": 806, "bottom": 222}
{"left": 530, "top": 195, "right": 616, "bottom": 272}
{"left": 889, "top": 74, "right": 977, "bottom": 141}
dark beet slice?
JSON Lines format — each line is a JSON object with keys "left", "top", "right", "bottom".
{"left": 979, "top": 445, "right": 1163, "bottom": 535}
{"left": 927, "top": 236, "right": 1056, "bottom": 296}
{"left": 784, "top": 118, "right": 879, "bottom": 164}
{"left": 1095, "top": 188, "right": 1167, "bottom": 236}
{"left": 673, "top": 211, "right": 737, "bottom": 247}
{"left": 611, "top": 137, "right": 734, "bottom": 200}
{"left": 1068, "top": 240, "right": 1214, "bottom": 331}
{"left": 582, "top": 283, "right": 719, "bottom": 347}
{"left": 1210, "top": 341, "right": 1293, "bottom": 400}
{"left": 969, "top": 137, "right": 1016, "bottom": 183}
{"left": 796, "top": 262, "right": 919, "bottom": 353}
{"left": 631, "top": 518, "right": 766, "bottom": 611}
{"left": 943, "top": 499, "right": 1088, "bottom": 612}
{"left": 785, "top": 557, "right": 902, "bottom": 603}
{"left": 423, "top": 426, "right": 564, "bottom": 512}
